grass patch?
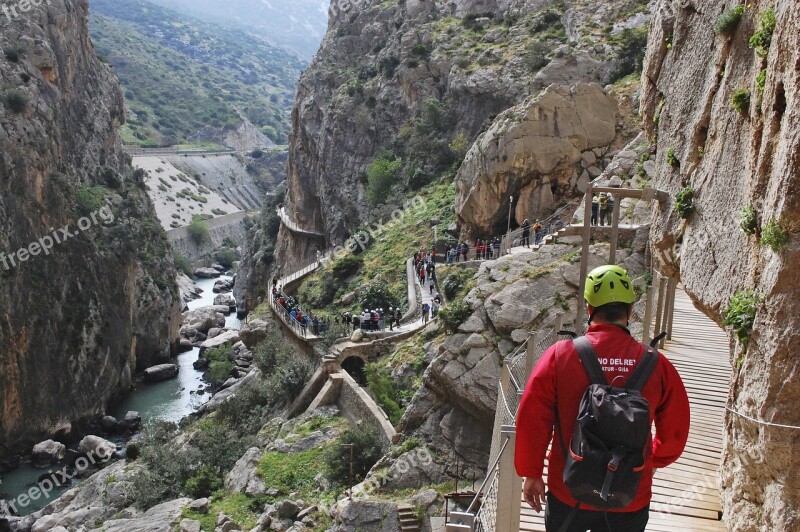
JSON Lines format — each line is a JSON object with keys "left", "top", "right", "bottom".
{"left": 714, "top": 5, "right": 744, "bottom": 35}
{"left": 258, "top": 446, "right": 332, "bottom": 500}
{"left": 183, "top": 492, "right": 260, "bottom": 531}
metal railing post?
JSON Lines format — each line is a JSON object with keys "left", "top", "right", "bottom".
{"left": 576, "top": 188, "right": 593, "bottom": 328}
{"left": 661, "top": 277, "right": 677, "bottom": 346}
{"left": 525, "top": 335, "right": 536, "bottom": 383}
{"left": 609, "top": 192, "right": 622, "bottom": 264}
{"left": 495, "top": 427, "right": 521, "bottom": 532}
{"left": 654, "top": 275, "right": 667, "bottom": 339}
{"left": 642, "top": 282, "right": 655, "bottom": 345}
{"left": 666, "top": 278, "right": 678, "bottom": 341}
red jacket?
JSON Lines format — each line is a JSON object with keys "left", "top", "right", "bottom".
{"left": 515, "top": 323, "right": 690, "bottom": 512}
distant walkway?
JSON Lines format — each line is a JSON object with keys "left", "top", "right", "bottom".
{"left": 278, "top": 207, "right": 325, "bottom": 237}
{"left": 519, "top": 287, "right": 729, "bottom": 531}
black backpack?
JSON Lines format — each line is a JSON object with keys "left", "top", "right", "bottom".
{"left": 559, "top": 336, "right": 659, "bottom": 510}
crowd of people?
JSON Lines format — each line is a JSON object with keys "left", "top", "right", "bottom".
{"left": 271, "top": 280, "right": 333, "bottom": 337}
{"left": 341, "top": 308, "right": 403, "bottom": 332}
{"left": 444, "top": 238, "right": 502, "bottom": 262}
{"left": 520, "top": 219, "right": 545, "bottom": 247}
{"left": 414, "top": 249, "right": 442, "bottom": 324}
{"left": 591, "top": 192, "right": 615, "bottom": 226}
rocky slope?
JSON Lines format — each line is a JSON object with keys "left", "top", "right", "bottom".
{"left": 274, "top": 0, "right": 652, "bottom": 269}
{"left": 641, "top": 1, "right": 799, "bottom": 529}
{"left": 0, "top": 0, "right": 180, "bottom": 454}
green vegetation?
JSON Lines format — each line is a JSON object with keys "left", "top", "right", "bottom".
{"left": 173, "top": 253, "right": 193, "bottom": 276}
{"left": 331, "top": 255, "right": 364, "bottom": 281}
{"left": 259, "top": 446, "right": 329, "bottom": 497}
{"left": 204, "top": 345, "right": 234, "bottom": 385}
{"left": 441, "top": 268, "right": 475, "bottom": 300}
{"left": 714, "top": 5, "right": 745, "bottom": 35}
{"left": 674, "top": 187, "right": 695, "bottom": 218}
{"left": 183, "top": 493, "right": 260, "bottom": 532}
{"left": 524, "top": 41, "right": 550, "bottom": 72}
{"left": 730, "top": 89, "right": 750, "bottom": 115}
{"left": 2, "top": 89, "right": 28, "bottom": 114}
{"left": 89, "top": 0, "right": 301, "bottom": 146}
{"left": 666, "top": 147, "right": 679, "bottom": 167}
{"left": 187, "top": 216, "right": 211, "bottom": 246}
{"left": 608, "top": 26, "right": 649, "bottom": 82}
{"left": 756, "top": 69, "right": 767, "bottom": 94}
{"left": 3, "top": 45, "right": 23, "bottom": 63}
{"left": 366, "top": 154, "right": 403, "bottom": 206}
{"left": 738, "top": 206, "right": 758, "bottom": 236}
{"left": 74, "top": 185, "right": 108, "bottom": 216}
{"left": 324, "top": 427, "right": 385, "bottom": 486}
{"left": 438, "top": 300, "right": 473, "bottom": 333}
{"left": 214, "top": 247, "right": 238, "bottom": 269}
{"left": 365, "top": 363, "right": 404, "bottom": 424}
{"left": 760, "top": 217, "right": 789, "bottom": 252}
{"left": 749, "top": 7, "right": 776, "bottom": 58}
{"left": 723, "top": 290, "right": 760, "bottom": 348}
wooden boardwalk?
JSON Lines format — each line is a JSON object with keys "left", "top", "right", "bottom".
{"left": 520, "top": 287, "right": 730, "bottom": 531}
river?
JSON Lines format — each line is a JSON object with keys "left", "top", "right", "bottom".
{"left": 0, "top": 275, "right": 240, "bottom": 516}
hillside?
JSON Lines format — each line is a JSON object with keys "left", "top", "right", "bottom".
{"left": 149, "top": 0, "right": 328, "bottom": 60}
{"left": 89, "top": 0, "right": 303, "bottom": 148}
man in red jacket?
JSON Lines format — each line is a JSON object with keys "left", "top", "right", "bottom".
{"left": 515, "top": 265, "right": 690, "bottom": 531}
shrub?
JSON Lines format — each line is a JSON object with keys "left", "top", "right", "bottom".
{"left": 714, "top": 5, "right": 745, "bottom": 35}
{"left": 723, "top": 290, "right": 760, "bottom": 347}
{"left": 173, "top": 253, "right": 193, "bottom": 276}
{"left": 74, "top": 185, "right": 107, "bottom": 216}
{"left": 760, "top": 217, "right": 789, "bottom": 251}
{"left": 331, "top": 255, "right": 363, "bottom": 281}
{"left": 365, "top": 363, "right": 404, "bottom": 424}
{"left": 666, "top": 147, "right": 679, "bottom": 167}
{"left": 442, "top": 269, "right": 473, "bottom": 300}
{"left": 214, "top": 248, "right": 238, "bottom": 269}
{"left": 4, "top": 46, "right": 23, "bottom": 63}
{"left": 524, "top": 41, "right": 550, "bottom": 72}
{"left": 749, "top": 7, "right": 776, "bottom": 58}
{"left": 187, "top": 216, "right": 211, "bottom": 245}
{"left": 360, "top": 282, "right": 401, "bottom": 311}
{"left": 184, "top": 466, "right": 223, "bottom": 498}
{"left": 325, "top": 426, "right": 386, "bottom": 486}
{"left": 438, "top": 300, "right": 473, "bottom": 333}
{"left": 365, "top": 154, "right": 402, "bottom": 206}
{"left": 378, "top": 54, "right": 400, "bottom": 77}
{"left": 250, "top": 149, "right": 264, "bottom": 158}
{"left": 738, "top": 206, "right": 758, "bottom": 236}
{"left": 730, "top": 89, "right": 750, "bottom": 114}
{"left": 3, "top": 89, "right": 28, "bottom": 113}
{"left": 755, "top": 69, "right": 767, "bottom": 94}
{"left": 411, "top": 43, "right": 431, "bottom": 59}
{"left": 276, "top": 358, "right": 316, "bottom": 400}
{"left": 608, "top": 26, "right": 649, "bottom": 82}
{"left": 674, "top": 187, "right": 695, "bottom": 218}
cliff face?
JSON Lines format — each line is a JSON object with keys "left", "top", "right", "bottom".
{"left": 276, "top": 0, "right": 651, "bottom": 267}
{"left": 641, "top": 1, "right": 799, "bottom": 529}
{"left": 0, "top": 0, "right": 181, "bottom": 453}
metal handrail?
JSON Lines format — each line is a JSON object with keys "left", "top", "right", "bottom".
{"left": 466, "top": 436, "right": 511, "bottom": 514}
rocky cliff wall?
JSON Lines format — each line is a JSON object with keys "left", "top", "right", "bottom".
{"left": 641, "top": 1, "right": 799, "bottom": 529}
{"left": 0, "top": 0, "right": 180, "bottom": 454}
{"left": 277, "top": 0, "right": 653, "bottom": 268}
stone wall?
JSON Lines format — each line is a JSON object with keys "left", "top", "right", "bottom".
{"left": 336, "top": 372, "right": 396, "bottom": 447}
{"left": 167, "top": 212, "right": 247, "bottom": 265}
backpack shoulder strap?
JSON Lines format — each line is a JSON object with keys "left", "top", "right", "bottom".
{"left": 626, "top": 346, "right": 659, "bottom": 391}
{"left": 572, "top": 337, "right": 607, "bottom": 386}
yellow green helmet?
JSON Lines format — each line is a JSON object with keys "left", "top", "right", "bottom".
{"left": 584, "top": 265, "right": 635, "bottom": 307}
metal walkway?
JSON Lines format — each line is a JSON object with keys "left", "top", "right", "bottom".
{"left": 519, "top": 287, "right": 729, "bottom": 531}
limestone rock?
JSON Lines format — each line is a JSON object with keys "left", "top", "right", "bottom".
{"left": 225, "top": 447, "right": 265, "bottom": 497}
{"left": 187, "top": 498, "right": 209, "bottom": 514}
{"left": 78, "top": 435, "right": 117, "bottom": 461}
{"left": 101, "top": 498, "right": 191, "bottom": 531}
{"left": 200, "top": 330, "right": 241, "bottom": 351}
{"left": 331, "top": 499, "right": 400, "bottom": 531}
{"left": 32, "top": 440, "right": 66, "bottom": 467}
{"left": 214, "top": 293, "right": 237, "bottom": 309}
{"left": 455, "top": 83, "right": 617, "bottom": 237}
{"left": 239, "top": 320, "right": 269, "bottom": 349}
{"left": 180, "top": 519, "right": 202, "bottom": 532}
{"left": 181, "top": 306, "right": 229, "bottom": 336}
{"left": 194, "top": 268, "right": 222, "bottom": 279}
{"left": 144, "top": 364, "right": 179, "bottom": 383}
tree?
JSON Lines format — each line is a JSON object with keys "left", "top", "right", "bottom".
{"left": 187, "top": 216, "right": 210, "bottom": 245}
{"left": 365, "top": 154, "right": 402, "bottom": 206}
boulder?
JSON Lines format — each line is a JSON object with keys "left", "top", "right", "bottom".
{"left": 455, "top": 83, "right": 617, "bottom": 237}
{"left": 32, "top": 439, "right": 66, "bottom": 467}
{"left": 351, "top": 329, "right": 365, "bottom": 342}
{"left": 239, "top": 320, "right": 269, "bottom": 349}
{"left": 207, "top": 327, "right": 223, "bottom": 338}
{"left": 144, "top": 364, "right": 179, "bottom": 382}
{"left": 194, "top": 268, "right": 222, "bottom": 279}
{"left": 213, "top": 278, "right": 234, "bottom": 293}
{"left": 177, "top": 273, "right": 202, "bottom": 304}
{"left": 179, "top": 519, "right": 201, "bottom": 532}
{"left": 331, "top": 499, "right": 401, "bottom": 531}
{"left": 224, "top": 447, "right": 266, "bottom": 497}
{"left": 181, "top": 306, "right": 229, "bottom": 336}
{"left": 78, "top": 435, "right": 117, "bottom": 461}
{"left": 214, "top": 293, "right": 236, "bottom": 308}
{"left": 178, "top": 338, "right": 194, "bottom": 352}
{"left": 101, "top": 415, "right": 118, "bottom": 432}
{"left": 200, "top": 330, "right": 241, "bottom": 351}
{"left": 276, "top": 500, "right": 299, "bottom": 519}
{"left": 211, "top": 263, "right": 227, "bottom": 272}
{"left": 122, "top": 411, "right": 142, "bottom": 431}
{"left": 187, "top": 498, "right": 209, "bottom": 514}
{"left": 100, "top": 498, "right": 191, "bottom": 531}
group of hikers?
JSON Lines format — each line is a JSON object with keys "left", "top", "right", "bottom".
{"left": 591, "top": 192, "right": 615, "bottom": 226}
{"left": 271, "top": 283, "right": 331, "bottom": 337}
{"left": 342, "top": 307, "right": 403, "bottom": 332}
{"left": 444, "top": 238, "right": 502, "bottom": 263}
{"left": 520, "top": 219, "right": 545, "bottom": 247}
{"left": 414, "top": 249, "right": 443, "bottom": 324}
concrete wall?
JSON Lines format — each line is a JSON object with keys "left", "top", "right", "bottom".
{"left": 336, "top": 371, "right": 396, "bottom": 447}
{"left": 167, "top": 212, "right": 247, "bottom": 264}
